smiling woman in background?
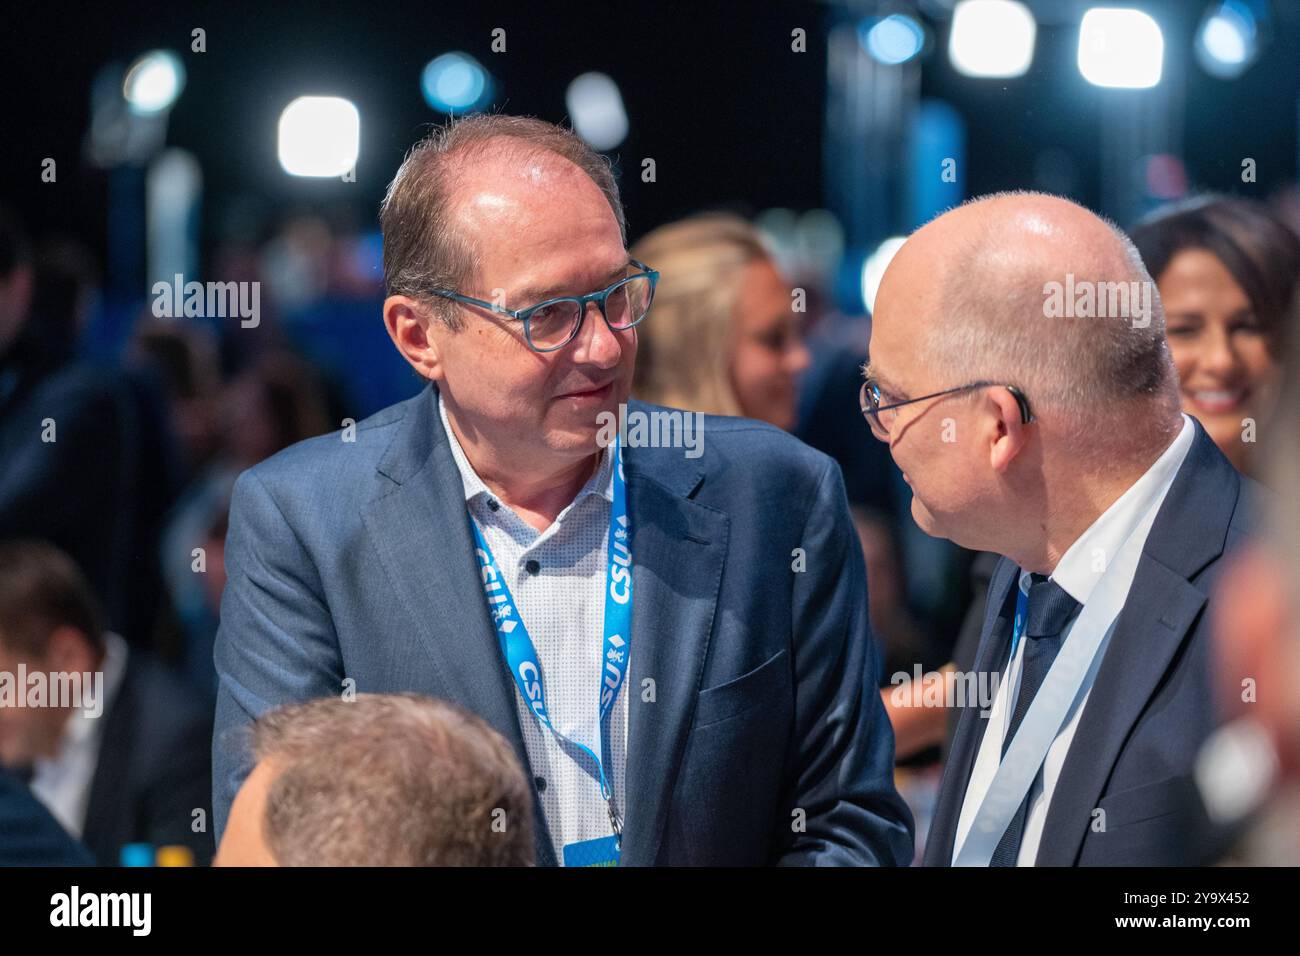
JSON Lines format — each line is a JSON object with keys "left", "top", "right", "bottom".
{"left": 1132, "top": 195, "right": 1300, "bottom": 474}
{"left": 630, "top": 213, "right": 810, "bottom": 429}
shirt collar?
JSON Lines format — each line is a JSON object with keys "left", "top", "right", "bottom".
{"left": 1046, "top": 413, "right": 1195, "bottom": 605}
{"left": 438, "top": 392, "right": 614, "bottom": 509}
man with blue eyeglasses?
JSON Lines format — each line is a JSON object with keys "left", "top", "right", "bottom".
{"left": 212, "top": 114, "right": 912, "bottom": 866}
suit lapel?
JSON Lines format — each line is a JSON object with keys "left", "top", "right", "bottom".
{"left": 360, "top": 384, "right": 556, "bottom": 864}
{"left": 1034, "top": 564, "right": 1206, "bottom": 864}
{"left": 82, "top": 656, "right": 135, "bottom": 860}
{"left": 360, "top": 390, "right": 730, "bottom": 866}
{"left": 924, "top": 557, "right": 1018, "bottom": 865}
{"left": 617, "top": 410, "right": 727, "bottom": 867}
{"left": 1036, "top": 421, "right": 1240, "bottom": 864}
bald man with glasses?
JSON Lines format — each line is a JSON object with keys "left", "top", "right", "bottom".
{"left": 865, "top": 191, "right": 1261, "bottom": 866}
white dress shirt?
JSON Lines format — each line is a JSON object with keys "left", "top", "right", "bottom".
{"left": 440, "top": 396, "right": 628, "bottom": 864}
{"left": 30, "top": 631, "right": 129, "bottom": 837}
{"left": 954, "top": 414, "right": 1195, "bottom": 865}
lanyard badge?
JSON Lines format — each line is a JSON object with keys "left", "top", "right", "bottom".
{"left": 471, "top": 437, "right": 633, "bottom": 854}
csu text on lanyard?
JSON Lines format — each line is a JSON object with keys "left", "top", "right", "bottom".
{"left": 470, "top": 437, "right": 632, "bottom": 866}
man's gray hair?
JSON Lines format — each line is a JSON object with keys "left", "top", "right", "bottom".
{"left": 251, "top": 692, "right": 535, "bottom": 866}
{"left": 379, "top": 114, "right": 626, "bottom": 329}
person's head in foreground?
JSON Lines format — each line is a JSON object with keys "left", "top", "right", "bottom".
{"left": 630, "top": 212, "right": 810, "bottom": 430}
{"left": 864, "top": 191, "right": 1182, "bottom": 570}
{"left": 1131, "top": 195, "right": 1300, "bottom": 474}
{"left": 215, "top": 693, "right": 534, "bottom": 866}
{"left": 379, "top": 114, "right": 654, "bottom": 493}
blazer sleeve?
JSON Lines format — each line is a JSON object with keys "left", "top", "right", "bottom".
{"left": 211, "top": 467, "right": 344, "bottom": 842}
{"left": 772, "top": 456, "right": 915, "bottom": 865}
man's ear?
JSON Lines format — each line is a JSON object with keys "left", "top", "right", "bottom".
{"left": 986, "top": 386, "right": 1030, "bottom": 474}
{"left": 383, "top": 295, "right": 445, "bottom": 382}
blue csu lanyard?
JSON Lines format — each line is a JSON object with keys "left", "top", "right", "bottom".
{"left": 469, "top": 438, "right": 633, "bottom": 848}
{"left": 1009, "top": 583, "right": 1029, "bottom": 664}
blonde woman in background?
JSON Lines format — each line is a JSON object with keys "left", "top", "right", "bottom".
{"left": 630, "top": 213, "right": 810, "bottom": 429}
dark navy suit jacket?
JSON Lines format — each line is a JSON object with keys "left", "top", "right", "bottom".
{"left": 212, "top": 383, "right": 914, "bottom": 865}
{"left": 0, "top": 767, "right": 93, "bottom": 866}
{"left": 82, "top": 652, "right": 214, "bottom": 866}
{"left": 924, "top": 420, "right": 1257, "bottom": 866}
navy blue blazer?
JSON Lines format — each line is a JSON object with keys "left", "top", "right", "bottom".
{"left": 0, "top": 767, "right": 94, "bottom": 866}
{"left": 212, "top": 383, "right": 914, "bottom": 865}
{"left": 924, "top": 420, "right": 1258, "bottom": 866}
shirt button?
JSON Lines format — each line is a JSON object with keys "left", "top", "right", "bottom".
{"left": 534, "top": 775, "right": 547, "bottom": 792}
{"left": 525, "top": 559, "right": 540, "bottom": 575}
{"left": 487, "top": 499, "right": 500, "bottom": 512}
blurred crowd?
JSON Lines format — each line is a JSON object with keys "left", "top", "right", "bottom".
{"left": 1, "top": 184, "right": 1298, "bottom": 865}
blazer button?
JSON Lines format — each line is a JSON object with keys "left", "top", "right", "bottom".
{"left": 534, "top": 775, "right": 547, "bottom": 792}
{"left": 525, "top": 559, "right": 540, "bottom": 575}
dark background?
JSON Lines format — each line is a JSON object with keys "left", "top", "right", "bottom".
{"left": 4, "top": 0, "right": 1298, "bottom": 263}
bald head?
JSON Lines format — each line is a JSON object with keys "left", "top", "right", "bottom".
{"left": 875, "top": 191, "right": 1180, "bottom": 459}
{"left": 866, "top": 192, "right": 1186, "bottom": 566}
{"left": 903, "top": 192, "right": 1138, "bottom": 318}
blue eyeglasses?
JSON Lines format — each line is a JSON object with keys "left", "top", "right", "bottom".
{"left": 428, "top": 259, "right": 660, "bottom": 353}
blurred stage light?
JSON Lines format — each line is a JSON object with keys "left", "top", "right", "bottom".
{"left": 565, "top": 73, "right": 628, "bottom": 150}
{"left": 860, "top": 14, "right": 926, "bottom": 65}
{"left": 861, "top": 236, "right": 907, "bottom": 313}
{"left": 1078, "top": 8, "right": 1164, "bottom": 88}
{"left": 278, "top": 96, "right": 360, "bottom": 177}
{"left": 948, "top": 1, "right": 1036, "bottom": 78}
{"left": 123, "top": 50, "right": 186, "bottom": 115}
{"left": 1195, "top": 1, "right": 1260, "bottom": 79}
{"left": 421, "top": 52, "right": 493, "bottom": 114}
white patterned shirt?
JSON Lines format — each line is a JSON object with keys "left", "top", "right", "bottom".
{"left": 439, "top": 395, "right": 628, "bottom": 864}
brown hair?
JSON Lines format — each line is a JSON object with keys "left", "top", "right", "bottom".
{"left": 0, "top": 540, "right": 104, "bottom": 656}
{"left": 379, "top": 114, "right": 626, "bottom": 329}
{"left": 630, "top": 212, "right": 772, "bottom": 415}
{"left": 1131, "top": 195, "right": 1300, "bottom": 345}
{"left": 251, "top": 693, "right": 534, "bottom": 866}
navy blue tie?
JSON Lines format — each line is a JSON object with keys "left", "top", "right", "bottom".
{"left": 989, "top": 573, "right": 1080, "bottom": 867}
